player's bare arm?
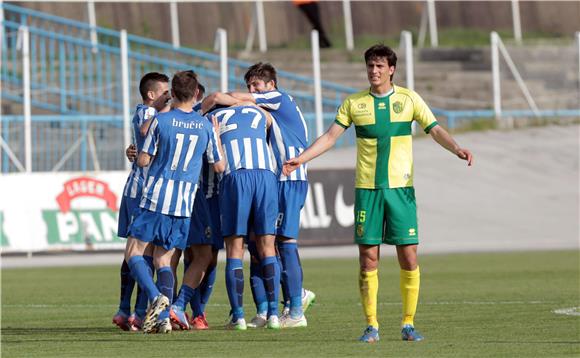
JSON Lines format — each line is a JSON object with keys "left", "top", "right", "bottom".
{"left": 228, "top": 92, "right": 255, "bottom": 103}
{"left": 283, "top": 122, "right": 346, "bottom": 176}
{"left": 137, "top": 152, "right": 152, "bottom": 168}
{"left": 201, "top": 92, "right": 239, "bottom": 113}
{"left": 429, "top": 125, "right": 473, "bottom": 166}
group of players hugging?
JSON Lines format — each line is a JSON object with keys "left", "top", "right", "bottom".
{"left": 112, "top": 63, "right": 315, "bottom": 334}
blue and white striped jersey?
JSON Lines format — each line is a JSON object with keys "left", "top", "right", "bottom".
{"left": 209, "top": 105, "right": 274, "bottom": 176}
{"left": 122, "top": 104, "right": 156, "bottom": 199}
{"left": 139, "top": 108, "right": 222, "bottom": 217}
{"left": 252, "top": 90, "right": 309, "bottom": 181}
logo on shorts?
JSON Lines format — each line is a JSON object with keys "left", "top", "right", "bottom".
{"left": 276, "top": 213, "right": 284, "bottom": 228}
{"left": 393, "top": 101, "right": 404, "bottom": 113}
{"left": 408, "top": 228, "right": 416, "bottom": 236}
{"left": 205, "top": 226, "right": 212, "bottom": 239}
{"left": 357, "top": 224, "right": 364, "bottom": 237}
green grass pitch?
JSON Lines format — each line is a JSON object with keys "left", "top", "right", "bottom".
{"left": 2, "top": 250, "right": 579, "bottom": 357}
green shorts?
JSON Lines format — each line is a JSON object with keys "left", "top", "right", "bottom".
{"left": 354, "top": 187, "right": 419, "bottom": 246}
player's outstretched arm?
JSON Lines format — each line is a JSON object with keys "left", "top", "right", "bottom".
{"left": 283, "top": 122, "right": 346, "bottom": 176}
{"left": 201, "top": 92, "right": 240, "bottom": 114}
{"left": 429, "top": 125, "right": 473, "bottom": 166}
{"left": 228, "top": 92, "right": 255, "bottom": 102}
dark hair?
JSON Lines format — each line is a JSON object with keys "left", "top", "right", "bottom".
{"left": 364, "top": 44, "right": 397, "bottom": 81}
{"left": 244, "top": 62, "right": 277, "bottom": 88}
{"left": 196, "top": 83, "right": 206, "bottom": 101}
{"left": 139, "top": 72, "right": 169, "bottom": 101}
{"left": 171, "top": 70, "right": 198, "bottom": 103}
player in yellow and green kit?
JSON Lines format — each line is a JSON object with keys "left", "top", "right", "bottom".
{"left": 283, "top": 44, "right": 473, "bottom": 343}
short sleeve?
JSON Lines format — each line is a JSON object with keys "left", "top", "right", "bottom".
{"left": 335, "top": 98, "right": 352, "bottom": 129}
{"left": 252, "top": 91, "right": 283, "bottom": 111}
{"left": 141, "top": 118, "right": 159, "bottom": 156}
{"left": 411, "top": 91, "right": 438, "bottom": 133}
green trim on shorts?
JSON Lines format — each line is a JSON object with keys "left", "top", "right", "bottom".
{"left": 354, "top": 187, "right": 419, "bottom": 246}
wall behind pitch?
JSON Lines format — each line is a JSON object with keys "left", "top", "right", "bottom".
{"left": 0, "top": 169, "right": 355, "bottom": 253}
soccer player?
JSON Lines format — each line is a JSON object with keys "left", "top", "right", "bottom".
{"left": 114, "top": 72, "right": 170, "bottom": 331}
{"left": 202, "top": 63, "right": 315, "bottom": 328}
{"left": 125, "top": 70, "right": 224, "bottom": 334}
{"left": 208, "top": 103, "right": 280, "bottom": 330}
{"left": 284, "top": 44, "right": 473, "bottom": 342}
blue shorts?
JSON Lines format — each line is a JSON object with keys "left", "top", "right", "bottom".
{"left": 276, "top": 181, "right": 308, "bottom": 240}
{"left": 128, "top": 208, "right": 190, "bottom": 251}
{"left": 219, "top": 169, "right": 278, "bottom": 237}
{"left": 117, "top": 195, "right": 140, "bottom": 238}
{"left": 187, "top": 189, "right": 213, "bottom": 247}
{"left": 207, "top": 195, "right": 224, "bottom": 250}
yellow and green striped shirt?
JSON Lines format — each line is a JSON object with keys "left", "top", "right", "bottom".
{"left": 335, "top": 85, "right": 438, "bottom": 189}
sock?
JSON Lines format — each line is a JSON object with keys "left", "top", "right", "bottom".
{"left": 118, "top": 260, "right": 135, "bottom": 315}
{"left": 400, "top": 266, "right": 420, "bottom": 327}
{"left": 225, "top": 258, "right": 244, "bottom": 320}
{"left": 359, "top": 269, "right": 379, "bottom": 329}
{"left": 134, "top": 255, "right": 154, "bottom": 319}
{"left": 156, "top": 266, "right": 174, "bottom": 304}
{"left": 278, "top": 242, "right": 303, "bottom": 318}
{"left": 248, "top": 241, "right": 267, "bottom": 315}
{"left": 199, "top": 263, "right": 217, "bottom": 313}
{"left": 278, "top": 254, "right": 290, "bottom": 310}
{"left": 127, "top": 256, "right": 159, "bottom": 302}
{"left": 174, "top": 284, "right": 196, "bottom": 311}
{"left": 261, "top": 256, "right": 280, "bottom": 317}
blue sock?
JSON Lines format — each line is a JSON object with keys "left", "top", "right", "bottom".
{"left": 225, "top": 258, "right": 244, "bottom": 321}
{"left": 278, "top": 255, "right": 290, "bottom": 310}
{"left": 278, "top": 242, "right": 303, "bottom": 318}
{"left": 199, "top": 263, "right": 217, "bottom": 313}
{"left": 128, "top": 256, "right": 159, "bottom": 302}
{"left": 118, "top": 260, "right": 135, "bottom": 315}
{"left": 156, "top": 267, "right": 174, "bottom": 304}
{"left": 261, "top": 256, "right": 280, "bottom": 317}
{"left": 134, "top": 255, "right": 153, "bottom": 319}
{"left": 174, "top": 284, "right": 196, "bottom": 311}
{"left": 248, "top": 241, "right": 268, "bottom": 315}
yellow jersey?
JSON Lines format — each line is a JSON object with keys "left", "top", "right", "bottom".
{"left": 335, "top": 85, "right": 438, "bottom": 189}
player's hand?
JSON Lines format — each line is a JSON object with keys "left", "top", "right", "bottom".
{"left": 211, "top": 115, "right": 220, "bottom": 133}
{"left": 126, "top": 144, "right": 137, "bottom": 162}
{"left": 283, "top": 158, "right": 301, "bottom": 176}
{"left": 457, "top": 148, "right": 473, "bottom": 166}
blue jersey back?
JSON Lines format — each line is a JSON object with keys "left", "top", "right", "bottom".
{"left": 253, "top": 90, "right": 309, "bottom": 181}
{"left": 210, "top": 105, "right": 274, "bottom": 176}
{"left": 140, "top": 108, "right": 221, "bottom": 217}
{"left": 123, "top": 104, "right": 156, "bottom": 199}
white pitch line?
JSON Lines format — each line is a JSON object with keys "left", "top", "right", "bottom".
{"left": 553, "top": 307, "right": 580, "bottom": 316}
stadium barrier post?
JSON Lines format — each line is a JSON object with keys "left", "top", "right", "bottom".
{"left": 311, "top": 30, "right": 323, "bottom": 137}
{"left": 400, "top": 31, "right": 416, "bottom": 134}
{"left": 21, "top": 25, "right": 32, "bottom": 173}
{"left": 511, "top": 0, "right": 522, "bottom": 45}
{"left": 87, "top": 0, "right": 98, "bottom": 53}
{"left": 215, "top": 28, "right": 228, "bottom": 93}
{"left": 342, "top": 0, "right": 354, "bottom": 51}
{"left": 255, "top": 0, "right": 267, "bottom": 53}
{"left": 417, "top": 4, "right": 427, "bottom": 48}
{"left": 170, "top": 1, "right": 180, "bottom": 48}
{"left": 120, "top": 29, "right": 131, "bottom": 171}
{"left": 491, "top": 32, "right": 501, "bottom": 120}
{"left": 426, "top": 0, "right": 438, "bottom": 47}
{"left": 576, "top": 32, "right": 580, "bottom": 97}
